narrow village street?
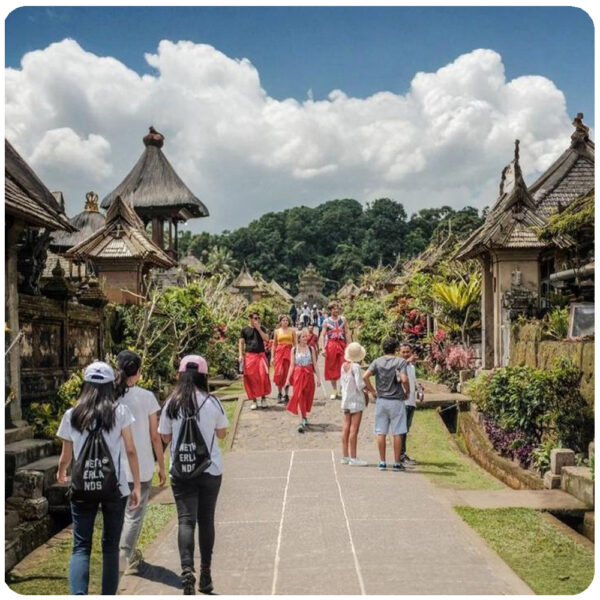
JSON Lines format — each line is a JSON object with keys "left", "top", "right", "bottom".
{"left": 118, "top": 375, "right": 533, "bottom": 595}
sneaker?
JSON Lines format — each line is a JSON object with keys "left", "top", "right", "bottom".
{"left": 277, "top": 392, "right": 284, "bottom": 404}
{"left": 182, "top": 569, "right": 196, "bottom": 595}
{"left": 284, "top": 394, "right": 290, "bottom": 404}
{"left": 260, "top": 397, "right": 267, "bottom": 409}
{"left": 392, "top": 462, "right": 406, "bottom": 472}
{"left": 250, "top": 401, "right": 258, "bottom": 410}
{"left": 349, "top": 458, "right": 368, "bottom": 467}
{"left": 402, "top": 454, "right": 417, "bottom": 466}
{"left": 125, "top": 549, "right": 143, "bottom": 575}
{"left": 297, "top": 423, "right": 305, "bottom": 433}
{"left": 199, "top": 569, "right": 213, "bottom": 594}
{"left": 340, "top": 456, "right": 351, "bottom": 465}
{"left": 330, "top": 392, "right": 337, "bottom": 400}
{"left": 302, "top": 417, "right": 309, "bottom": 427}
{"left": 378, "top": 461, "right": 387, "bottom": 471}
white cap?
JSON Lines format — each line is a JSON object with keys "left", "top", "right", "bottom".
{"left": 84, "top": 361, "right": 115, "bottom": 384}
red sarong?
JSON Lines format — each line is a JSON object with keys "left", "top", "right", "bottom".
{"left": 273, "top": 344, "right": 292, "bottom": 389}
{"left": 286, "top": 365, "right": 315, "bottom": 417}
{"left": 243, "top": 352, "right": 271, "bottom": 400}
{"left": 324, "top": 339, "right": 346, "bottom": 381}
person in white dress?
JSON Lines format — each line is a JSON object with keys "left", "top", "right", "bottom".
{"left": 339, "top": 342, "right": 369, "bottom": 466}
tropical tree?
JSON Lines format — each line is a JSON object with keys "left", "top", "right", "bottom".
{"left": 206, "top": 246, "right": 236, "bottom": 277}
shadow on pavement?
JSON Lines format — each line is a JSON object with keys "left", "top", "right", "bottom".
{"left": 133, "top": 563, "right": 181, "bottom": 590}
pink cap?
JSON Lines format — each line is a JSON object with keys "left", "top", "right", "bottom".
{"left": 178, "top": 355, "right": 208, "bottom": 374}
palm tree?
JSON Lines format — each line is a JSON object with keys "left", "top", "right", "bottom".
{"left": 206, "top": 246, "right": 236, "bottom": 277}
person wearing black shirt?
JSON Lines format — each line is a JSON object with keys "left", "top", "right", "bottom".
{"left": 238, "top": 312, "right": 272, "bottom": 410}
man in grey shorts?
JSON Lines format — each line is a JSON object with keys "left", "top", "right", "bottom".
{"left": 363, "top": 337, "right": 409, "bottom": 472}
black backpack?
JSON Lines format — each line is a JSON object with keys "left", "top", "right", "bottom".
{"left": 170, "top": 397, "right": 213, "bottom": 483}
{"left": 70, "top": 423, "right": 121, "bottom": 502}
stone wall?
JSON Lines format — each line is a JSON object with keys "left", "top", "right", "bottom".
{"left": 510, "top": 322, "right": 594, "bottom": 406}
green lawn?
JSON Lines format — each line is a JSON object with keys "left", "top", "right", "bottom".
{"left": 455, "top": 507, "right": 594, "bottom": 595}
{"left": 409, "top": 409, "right": 504, "bottom": 490}
{"left": 8, "top": 503, "right": 176, "bottom": 595}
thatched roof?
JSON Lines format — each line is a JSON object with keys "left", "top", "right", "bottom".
{"left": 100, "top": 127, "right": 209, "bottom": 220}
{"left": 232, "top": 266, "right": 258, "bottom": 288}
{"left": 51, "top": 192, "right": 106, "bottom": 250}
{"left": 455, "top": 140, "right": 569, "bottom": 261}
{"left": 5, "top": 139, "right": 75, "bottom": 231}
{"left": 65, "top": 196, "right": 176, "bottom": 268}
{"left": 270, "top": 279, "right": 294, "bottom": 303}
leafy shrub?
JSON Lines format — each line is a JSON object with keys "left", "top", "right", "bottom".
{"left": 467, "top": 357, "right": 593, "bottom": 470}
{"left": 543, "top": 307, "right": 569, "bottom": 340}
{"left": 345, "top": 297, "right": 394, "bottom": 361}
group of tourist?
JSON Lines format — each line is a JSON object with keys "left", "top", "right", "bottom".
{"left": 56, "top": 351, "right": 228, "bottom": 595}
{"left": 289, "top": 302, "right": 327, "bottom": 333}
{"left": 55, "top": 300, "right": 420, "bottom": 596}
{"left": 239, "top": 301, "right": 421, "bottom": 465}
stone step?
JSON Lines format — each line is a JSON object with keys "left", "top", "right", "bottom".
{"left": 5, "top": 516, "right": 53, "bottom": 573}
{"left": 5, "top": 510, "right": 21, "bottom": 541}
{"left": 46, "top": 482, "right": 70, "bottom": 507}
{"left": 5, "top": 426, "right": 34, "bottom": 445}
{"left": 5, "top": 439, "right": 55, "bottom": 478}
{"left": 561, "top": 466, "right": 594, "bottom": 508}
{"left": 582, "top": 511, "right": 594, "bottom": 543}
{"left": 16, "top": 456, "right": 60, "bottom": 494}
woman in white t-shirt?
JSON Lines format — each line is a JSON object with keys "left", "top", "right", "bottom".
{"left": 158, "top": 355, "right": 229, "bottom": 595}
{"left": 115, "top": 350, "right": 166, "bottom": 574}
{"left": 339, "top": 343, "right": 369, "bottom": 466}
{"left": 56, "top": 361, "right": 141, "bottom": 595}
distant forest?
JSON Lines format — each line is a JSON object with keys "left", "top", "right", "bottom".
{"left": 179, "top": 198, "right": 485, "bottom": 294}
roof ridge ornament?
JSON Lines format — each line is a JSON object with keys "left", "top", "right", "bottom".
{"left": 84, "top": 191, "right": 99, "bottom": 212}
{"left": 143, "top": 126, "right": 165, "bottom": 148}
{"left": 499, "top": 139, "right": 520, "bottom": 196}
{"left": 571, "top": 112, "right": 590, "bottom": 147}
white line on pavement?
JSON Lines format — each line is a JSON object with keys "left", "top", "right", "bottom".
{"left": 331, "top": 449, "right": 366, "bottom": 595}
{"left": 271, "top": 450, "right": 295, "bottom": 595}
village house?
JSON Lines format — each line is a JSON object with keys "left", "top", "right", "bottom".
{"left": 455, "top": 115, "right": 594, "bottom": 368}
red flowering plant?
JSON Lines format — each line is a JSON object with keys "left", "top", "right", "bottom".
{"left": 425, "top": 329, "right": 474, "bottom": 391}
{"left": 388, "top": 297, "right": 427, "bottom": 346}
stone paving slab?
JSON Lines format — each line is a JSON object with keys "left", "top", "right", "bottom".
{"left": 120, "top": 448, "right": 533, "bottom": 595}
{"left": 446, "top": 488, "right": 589, "bottom": 511}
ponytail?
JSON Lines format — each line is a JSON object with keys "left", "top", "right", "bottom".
{"left": 114, "top": 350, "right": 142, "bottom": 399}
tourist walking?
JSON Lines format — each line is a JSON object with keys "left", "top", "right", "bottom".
{"left": 56, "top": 361, "right": 141, "bottom": 595}
{"left": 317, "top": 309, "right": 327, "bottom": 339}
{"left": 115, "top": 350, "right": 166, "bottom": 575}
{"left": 363, "top": 338, "right": 410, "bottom": 472}
{"left": 158, "top": 355, "right": 228, "bottom": 595}
{"left": 286, "top": 329, "right": 318, "bottom": 433}
{"left": 272, "top": 314, "right": 297, "bottom": 404}
{"left": 239, "top": 312, "right": 272, "bottom": 410}
{"left": 340, "top": 342, "right": 369, "bottom": 466}
{"left": 289, "top": 303, "right": 298, "bottom": 327}
{"left": 320, "top": 301, "right": 350, "bottom": 399}
{"left": 312, "top": 304, "right": 319, "bottom": 329}
{"left": 399, "top": 343, "right": 418, "bottom": 465}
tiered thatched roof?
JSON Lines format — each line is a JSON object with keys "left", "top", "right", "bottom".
{"left": 5, "top": 139, "right": 75, "bottom": 232}
{"left": 65, "top": 196, "right": 176, "bottom": 268}
{"left": 232, "top": 265, "right": 258, "bottom": 289}
{"left": 101, "top": 127, "right": 209, "bottom": 220}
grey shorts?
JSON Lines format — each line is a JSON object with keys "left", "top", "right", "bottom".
{"left": 374, "top": 398, "right": 407, "bottom": 436}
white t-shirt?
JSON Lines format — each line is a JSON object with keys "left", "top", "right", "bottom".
{"left": 340, "top": 362, "right": 366, "bottom": 412}
{"left": 405, "top": 363, "right": 417, "bottom": 408}
{"left": 57, "top": 404, "right": 135, "bottom": 497}
{"left": 158, "top": 391, "right": 229, "bottom": 477}
{"left": 118, "top": 386, "right": 161, "bottom": 483}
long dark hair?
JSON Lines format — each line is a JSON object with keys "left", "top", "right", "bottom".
{"left": 71, "top": 381, "right": 117, "bottom": 432}
{"left": 166, "top": 367, "right": 209, "bottom": 419}
{"left": 114, "top": 351, "right": 142, "bottom": 398}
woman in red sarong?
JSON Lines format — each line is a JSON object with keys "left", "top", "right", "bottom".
{"left": 319, "top": 301, "right": 351, "bottom": 400}
{"left": 285, "top": 329, "right": 318, "bottom": 433}
{"left": 272, "top": 315, "right": 297, "bottom": 404}
{"left": 239, "top": 312, "right": 272, "bottom": 410}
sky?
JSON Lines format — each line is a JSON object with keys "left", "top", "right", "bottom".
{"left": 4, "top": 6, "right": 595, "bottom": 234}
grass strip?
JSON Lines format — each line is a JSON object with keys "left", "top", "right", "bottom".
{"left": 8, "top": 503, "right": 176, "bottom": 595}
{"left": 455, "top": 507, "right": 594, "bottom": 595}
{"left": 408, "top": 409, "right": 504, "bottom": 490}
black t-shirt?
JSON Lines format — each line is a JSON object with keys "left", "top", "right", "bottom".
{"left": 241, "top": 326, "right": 267, "bottom": 354}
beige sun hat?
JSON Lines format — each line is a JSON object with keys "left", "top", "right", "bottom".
{"left": 345, "top": 342, "right": 366, "bottom": 363}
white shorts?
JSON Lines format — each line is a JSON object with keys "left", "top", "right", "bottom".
{"left": 374, "top": 398, "right": 407, "bottom": 435}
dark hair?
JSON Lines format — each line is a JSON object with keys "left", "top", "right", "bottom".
{"left": 249, "top": 311, "right": 260, "bottom": 319}
{"left": 71, "top": 382, "right": 117, "bottom": 432}
{"left": 114, "top": 350, "right": 142, "bottom": 398}
{"left": 399, "top": 342, "right": 412, "bottom": 350}
{"left": 382, "top": 337, "right": 399, "bottom": 355}
{"left": 166, "top": 366, "right": 209, "bottom": 419}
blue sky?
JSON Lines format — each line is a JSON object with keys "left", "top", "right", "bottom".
{"left": 6, "top": 6, "right": 594, "bottom": 124}
{"left": 4, "top": 6, "right": 595, "bottom": 232}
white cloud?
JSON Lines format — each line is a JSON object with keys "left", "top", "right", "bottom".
{"left": 6, "top": 40, "right": 573, "bottom": 232}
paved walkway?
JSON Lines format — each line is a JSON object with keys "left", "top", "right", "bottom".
{"left": 119, "top": 373, "right": 533, "bottom": 595}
